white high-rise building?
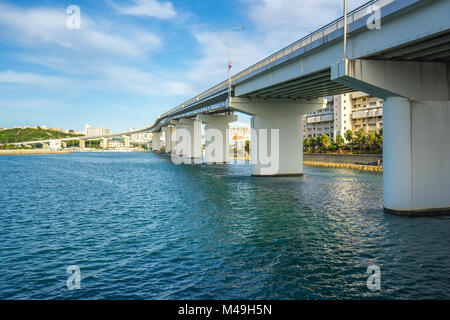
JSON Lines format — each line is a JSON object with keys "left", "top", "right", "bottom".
{"left": 303, "top": 92, "right": 384, "bottom": 142}
{"left": 84, "top": 124, "right": 111, "bottom": 137}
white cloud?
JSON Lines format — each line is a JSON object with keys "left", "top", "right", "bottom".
{"left": 97, "top": 65, "right": 194, "bottom": 96}
{"left": 0, "top": 66, "right": 194, "bottom": 97}
{"left": 0, "top": 98, "right": 69, "bottom": 111}
{"left": 0, "top": 70, "right": 76, "bottom": 88}
{"left": 0, "top": 2, "right": 162, "bottom": 57}
{"left": 185, "top": 30, "right": 270, "bottom": 90}
{"left": 183, "top": 0, "right": 369, "bottom": 94}
{"left": 111, "top": 0, "right": 177, "bottom": 20}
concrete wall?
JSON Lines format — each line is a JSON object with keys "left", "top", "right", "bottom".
{"left": 304, "top": 153, "right": 382, "bottom": 166}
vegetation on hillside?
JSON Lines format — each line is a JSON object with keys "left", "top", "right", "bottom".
{"left": 0, "top": 127, "right": 82, "bottom": 144}
{"left": 303, "top": 128, "right": 383, "bottom": 154}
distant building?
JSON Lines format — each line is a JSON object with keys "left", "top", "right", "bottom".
{"left": 65, "top": 129, "right": 83, "bottom": 135}
{"left": 102, "top": 138, "right": 125, "bottom": 149}
{"left": 350, "top": 92, "right": 383, "bottom": 134}
{"left": 229, "top": 122, "right": 250, "bottom": 151}
{"left": 85, "top": 124, "right": 111, "bottom": 137}
{"left": 38, "top": 125, "right": 62, "bottom": 132}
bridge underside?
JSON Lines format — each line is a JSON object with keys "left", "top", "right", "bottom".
{"left": 237, "top": 69, "right": 355, "bottom": 100}
{"left": 365, "top": 30, "right": 450, "bottom": 62}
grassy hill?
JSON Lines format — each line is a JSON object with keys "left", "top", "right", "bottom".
{"left": 0, "top": 127, "right": 83, "bottom": 144}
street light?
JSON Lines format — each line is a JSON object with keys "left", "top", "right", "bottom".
{"left": 228, "top": 26, "right": 246, "bottom": 106}
{"left": 343, "top": 0, "right": 348, "bottom": 59}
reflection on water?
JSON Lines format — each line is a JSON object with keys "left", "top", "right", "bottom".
{"left": 0, "top": 152, "right": 449, "bottom": 299}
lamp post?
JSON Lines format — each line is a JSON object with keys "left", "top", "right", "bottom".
{"left": 228, "top": 26, "right": 246, "bottom": 106}
{"left": 343, "top": 0, "right": 348, "bottom": 59}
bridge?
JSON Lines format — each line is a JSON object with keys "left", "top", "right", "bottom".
{"left": 145, "top": 0, "right": 450, "bottom": 215}
{"left": 15, "top": 126, "right": 151, "bottom": 149}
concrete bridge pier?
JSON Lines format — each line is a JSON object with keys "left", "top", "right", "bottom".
{"left": 79, "top": 140, "right": 86, "bottom": 149}
{"left": 173, "top": 119, "right": 202, "bottom": 164}
{"left": 197, "top": 114, "right": 237, "bottom": 164}
{"left": 383, "top": 97, "right": 450, "bottom": 215}
{"left": 152, "top": 132, "right": 162, "bottom": 152}
{"left": 332, "top": 59, "right": 450, "bottom": 215}
{"left": 124, "top": 136, "right": 130, "bottom": 148}
{"left": 102, "top": 138, "right": 108, "bottom": 150}
{"left": 162, "top": 126, "right": 175, "bottom": 154}
{"left": 230, "top": 97, "right": 325, "bottom": 176}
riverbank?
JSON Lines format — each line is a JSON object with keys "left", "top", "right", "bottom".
{"left": 304, "top": 160, "right": 382, "bottom": 172}
{"left": 0, "top": 150, "right": 70, "bottom": 156}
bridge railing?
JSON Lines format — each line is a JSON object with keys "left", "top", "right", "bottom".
{"left": 159, "top": 0, "right": 395, "bottom": 120}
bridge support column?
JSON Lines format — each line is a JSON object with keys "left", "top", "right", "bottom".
{"left": 79, "top": 140, "right": 85, "bottom": 149}
{"left": 383, "top": 97, "right": 450, "bottom": 215}
{"left": 124, "top": 136, "right": 130, "bottom": 148}
{"left": 152, "top": 132, "right": 161, "bottom": 152}
{"left": 230, "top": 97, "right": 325, "bottom": 176}
{"left": 174, "top": 119, "right": 202, "bottom": 164}
{"left": 197, "top": 114, "right": 237, "bottom": 164}
{"left": 332, "top": 59, "right": 450, "bottom": 215}
{"left": 102, "top": 138, "right": 108, "bottom": 150}
{"left": 162, "top": 126, "right": 175, "bottom": 154}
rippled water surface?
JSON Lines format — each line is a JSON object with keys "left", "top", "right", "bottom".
{"left": 0, "top": 152, "right": 449, "bottom": 299}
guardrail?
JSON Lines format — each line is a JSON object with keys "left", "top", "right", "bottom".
{"left": 160, "top": 0, "right": 395, "bottom": 119}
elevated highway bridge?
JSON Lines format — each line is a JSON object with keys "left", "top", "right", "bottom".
{"left": 147, "top": 0, "right": 450, "bottom": 215}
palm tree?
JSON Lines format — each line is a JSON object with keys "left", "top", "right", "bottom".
{"left": 319, "top": 134, "right": 330, "bottom": 151}
{"left": 367, "top": 131, "right": 377, "bottom": 152}
{"left": 344, "top": 129, "right": 354, "bottom": 152}
{"left": 356, "top": 128, "right": 366, "bottom": 151}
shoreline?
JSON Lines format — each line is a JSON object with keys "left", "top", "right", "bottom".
{"left": 303, "top": 160, "right": 383, "bottom": 172}
{"left": 1, "top": 150, "right": 383, "bottom": 172}
{"left": 0, "top": 150, "right": 70, "bottom": 156}
{"left": 0, "top": 149, "right": 148, "bottom": 156}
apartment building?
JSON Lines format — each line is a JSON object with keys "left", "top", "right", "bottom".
{"left": 85, "top": 124, "right": 111, "bottom": 137}
{"left": 350, "top": 92, "right": 383, "bottom": 133}
{"left": 303, "top": 92, "right": 383, "bottom": 142}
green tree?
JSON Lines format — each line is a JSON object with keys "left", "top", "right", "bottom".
{"left": 336, "top": 134, "right": 345, "bottom": 146}
{"left": 303, "top": 138, "right": 310, "bottom": 152}
{"left": 244, "top": 139, "right": 250, "bottom": 153}
{"left": 344, "top": 130, "right": 354, "bottom": 152}
{"left": 356, "top": 128, "right": 366, "bottom": 151}
{"left": 376, "top": 128, "right": 383, "bottom": 151}
{"left": 309, "top": 137, "right": 317, "bottom": 152}
{"left": 318, "top": 134, "right": 330, "bottom": 151}
{"left": 367, "top": 131, "right": 377, "bottom": 152}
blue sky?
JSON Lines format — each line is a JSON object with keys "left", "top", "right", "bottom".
{"left": 0, "top": 0, "right": 367, "bottom": 132}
